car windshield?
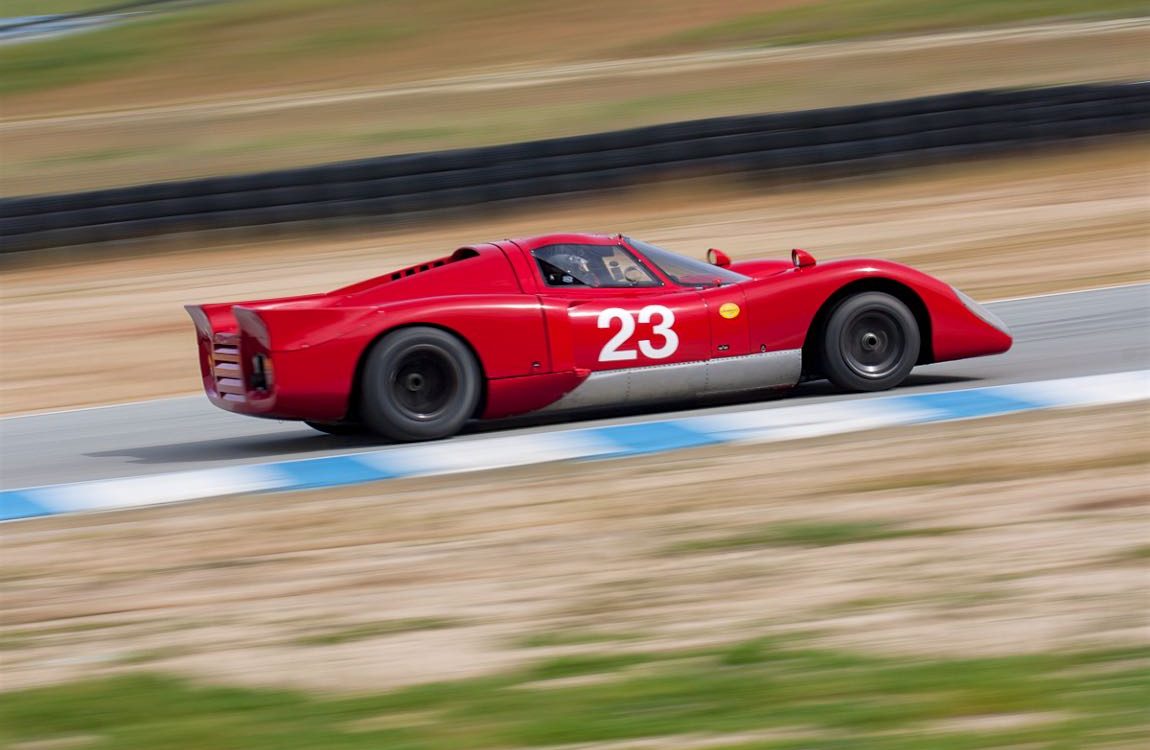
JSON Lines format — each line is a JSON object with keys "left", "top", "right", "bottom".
{"left": 626, "top": 237, "right": 750, "bottom": 286}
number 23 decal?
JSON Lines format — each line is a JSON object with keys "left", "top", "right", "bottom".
{"left": 598, "top": 305, "right": 679, "bottom": 362}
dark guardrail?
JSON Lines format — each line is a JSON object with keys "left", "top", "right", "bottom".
{"left": 2, "top": 81, "right": 1147, "bottom": 253}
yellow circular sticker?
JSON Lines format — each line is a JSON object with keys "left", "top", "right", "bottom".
{"left": 719, "top": 302, "right": 741, "bottom": 319}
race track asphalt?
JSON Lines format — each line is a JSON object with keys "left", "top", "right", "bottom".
{"left": 1, "top": 283, "right": 1146, "bottom": 490}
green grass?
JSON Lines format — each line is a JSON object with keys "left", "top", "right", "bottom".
{"left": 0, "top": 0, "right": 410, "bottom": 96}
{"left": 2, "top": 0, "right": 120, "bottom": 15}
{"left": 514, "top": 628, "right": 643, "bottom": 649}
{"left": 2, "top": 640, "right": 1147, "bottom": 749}
{"left": 293, "top": 617, "right": 461, "bottom": 646}
{"left": 523, "top": 651, "right": 658, "bottom": 681}
{"left": 655, "top": 0, "right": 1150, "bottom": 50}
{"left": 4, "top": 0, "right": 1148, "bottom": 99}
{"left": 0, "top": 619, "right": 143, "bottom": 650}
{"left": 1115, "top": 544, "right": 1150, "bottom": 562}
{"left": 259, "top": 16, "right": 423, "bottom": 57}
{"left": 665, "top": 520, "right": 961, "bottom": 555}
{"left": 114, "top": 646, "right": 192, "bottom": 665}
{"left": 0, "top": 632, "right": 33, "bottom": 651}
{"left": 358, "top": 125, "right": 467, "bottom": 146}
{"left": 0, "top": 12, "right": 162, "bottom": 95}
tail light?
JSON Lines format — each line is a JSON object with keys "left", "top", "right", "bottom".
{"left": 250, "top": 353, "right": 272, "bottom": 390}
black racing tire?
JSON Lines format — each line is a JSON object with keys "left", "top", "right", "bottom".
{"left": 821, "top": 292, "right": 920, "bottom": 392}
{"left": 359, "top": 326, "right": 481, "bottom": 442}
{"left": 305, "top": 421, "right": 367, "bottom": 436}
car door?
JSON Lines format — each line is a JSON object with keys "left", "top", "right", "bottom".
{"left": 527, "top": 241, "right": 711, "bottom": 407}
{"left": 539, "top": 288, "right": 711, "bottom": 407}
{"left": 619, "top": 236, "right": 798, "bottom": 394}
{"left": 556, "top": 288, "right": 710, "bottom": 370}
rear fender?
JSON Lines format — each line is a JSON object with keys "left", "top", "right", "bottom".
{"left": 351, "top": 296, "right": 550, "bottom": 380}
{"left": 234, "top": 305, "right": 379, "bottom": 352}
{"left": 185, "top": 293, "right": 329, "bottom": 337}
{"left": 341, "top": 296, "right": 551, "bottom": 421}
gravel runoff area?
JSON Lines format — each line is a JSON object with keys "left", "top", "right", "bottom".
{"left": 1, "top": 403, "right": 1146, "bottom": 695}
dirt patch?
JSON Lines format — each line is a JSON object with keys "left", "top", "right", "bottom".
{"left": 1068, "top": 494, "right": 1150, "bottom": 511}
{"left": 1, "top": 404, "right": 1146, "bottom": 693}
{"left": 926, "top": 712, "right": 1066, "bottom": 734}
{"left": 2, "top": 143, "right": 1147, "bottom": 414}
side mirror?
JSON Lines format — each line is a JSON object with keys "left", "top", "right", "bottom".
{"left": 707, "top": 248, "right": 731, "bottom": 268}
{"left": 791, "top": 248, "right": 816, "bottom": 269}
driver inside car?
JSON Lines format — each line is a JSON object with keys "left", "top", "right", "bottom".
{"left": 537, "top": 248, "right": 601, "bottom": 286}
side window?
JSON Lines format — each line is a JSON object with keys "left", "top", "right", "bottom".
{"left": 533, "top": 244, "right": 659, "bottom": 288}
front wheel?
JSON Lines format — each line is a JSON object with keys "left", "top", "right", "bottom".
{"left": 359, "top": 327, "right": 481, "bottom": 442}
{"left": 821, "top": 292, "right": 920, "bottom": 392}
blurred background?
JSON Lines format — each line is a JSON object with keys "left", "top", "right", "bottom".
{"left": 1, "top": 1, "right": 1148, "bottom": 748}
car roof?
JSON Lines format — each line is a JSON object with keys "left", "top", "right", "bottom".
{"left": 502, "top": 233, "right": 621, "bottom": 251}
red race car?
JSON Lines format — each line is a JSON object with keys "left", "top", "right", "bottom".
{"left": 187, "top": 234, "right": 1011, "bottom": 441}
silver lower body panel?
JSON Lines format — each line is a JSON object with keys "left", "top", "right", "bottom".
{"left": 539, "top": 349, "right": 802, "bottom": 413}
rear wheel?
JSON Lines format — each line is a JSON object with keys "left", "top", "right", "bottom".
{"left": 821, "top": 292, "right": 920, "bottom": 392}
{"left": 359, "top": 327, "right": 481, "bottom": 442}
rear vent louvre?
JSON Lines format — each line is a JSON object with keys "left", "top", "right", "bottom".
{"left": 211, "top": 337, "right": 247, "bottom": 403}
{"left": 391, "top": 258, "right": 448, "bottom": 281}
